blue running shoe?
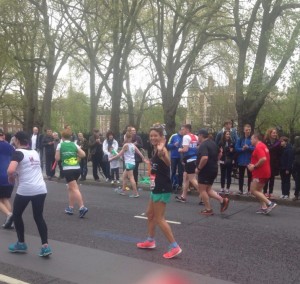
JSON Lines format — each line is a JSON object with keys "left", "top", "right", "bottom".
{"left": 39, "top": 245, "right": 52, "bottom": 257}
{"left": 65, "top": 206, "right": 74, "bottom": 215}
{"left": 79, "top": 206, "right": 88, "bottom": 218}
{"left": 9, "top": 242, "right": 28, "bottom": 253}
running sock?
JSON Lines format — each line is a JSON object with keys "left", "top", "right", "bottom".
{"left": 147, "top": 237, "right": 154, "bottom": 242}
{"left": 79, "top": 206, "right": 84, "bottom": 209}
{"left": 170, "top": 242, "right": 178, "bottom": 248}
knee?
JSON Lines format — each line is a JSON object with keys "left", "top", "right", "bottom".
{"left": 146, "top": 212, "right": 154, "bottom": 221}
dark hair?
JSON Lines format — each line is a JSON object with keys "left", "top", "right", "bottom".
{"left": 220, "top": 130, "right": 231, "bottom": 144}
{"left": 280, "top": 136, "right": 289, "bottom": 143}
{"left": 14, "top": 131, "right": 29, "bottom": 146}
{"left": 106, "top": 130, "right": 114, "bottom": 140}
{"left": 223, "top": 120, "right": 232, "bottom": 126}
{"left": 182, "top": 124, "right": 192, "bottom": 131}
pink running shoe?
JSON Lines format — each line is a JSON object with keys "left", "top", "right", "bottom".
{"left": 137, "top": 240, "right": 156, "bottom": 249}
{"left": 163, "top": 246, "right": 182, "bottom": 259}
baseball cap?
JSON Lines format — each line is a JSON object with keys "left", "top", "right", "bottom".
{"left": 0, "top": 128, "right": 4, "bottom": 136}
{"left": 197, "top": 128, "right": 209, "bottom": 136}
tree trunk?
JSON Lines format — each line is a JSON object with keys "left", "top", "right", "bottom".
{"left": 89, "top": 61, "right": 97, "bottom": 132}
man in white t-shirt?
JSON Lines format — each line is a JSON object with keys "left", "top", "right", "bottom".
{"left": 175, "top": 124, "right": 199, "bottom": 203}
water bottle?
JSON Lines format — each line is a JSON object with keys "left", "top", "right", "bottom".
{"left": 111, "top": 149, "right": 117, "bottom": 155}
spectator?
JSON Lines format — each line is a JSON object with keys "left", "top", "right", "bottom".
{"left": 42, "top": 129, "right": 55, "bottom": 180}
{"left": 219, "top": 130, "right": 235, "bottom": 194}
{"left": 77, "top": 132, "right": 89, "bottom": 181}
{"left": 279, "top": 136, "right": 294, "bottom": 199}
{"left": 263, "top": 128, "right": 282, "bottom": 198}
{"left": 108, "top": 146, "right": 120, "bottom": 184}
{"left": 292, "top": 136, "right": 300, "bottom": 201}
{"left": 88, "top": 129, "right": 103, "bottom": 181}
{"left": 103, "top": 130, "right": 118, "bottom": 183}
{"left": 131, "top": 127, "right": 144, "bottom": 187}
{"left": 235, "top": 124, "right": 254, "bottom": 195}
{"left": 167, "top": 127, "right": 184, "bottom": 191}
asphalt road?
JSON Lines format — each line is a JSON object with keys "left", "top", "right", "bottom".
{"left": 0, "top": 180, "right": 299, "bottom": 284}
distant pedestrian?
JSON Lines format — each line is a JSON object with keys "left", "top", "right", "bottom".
{"left": 248, "top": 133, "right": 277, "bottom": 214}
{"left": 7, "top": 131, "right": 52, "bottom": 256}
{"left": 137, "top": 124, "right": 182, "bottom": 259}
{"left": 0, "top": 129, "right": 15, "bottom": 229}
{"left": 55, "top": 129, "right": 88, "bottom": 218}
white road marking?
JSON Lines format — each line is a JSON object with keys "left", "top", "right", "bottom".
{"left": 0, "top": 274, "right": 30, "bottom": 284}
{"left": 134, "top": 215, "right": 181, "bottom": 225}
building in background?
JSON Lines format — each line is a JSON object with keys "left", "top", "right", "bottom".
{"left": 0, "top": 107, "right": 23, "bottom": 133}
{"left": 186, "top": 75, "right": 237, "bottom": 133}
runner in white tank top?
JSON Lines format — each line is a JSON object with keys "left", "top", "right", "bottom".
{"left": 110, "top": 132, "right": 146, "bottom": 197}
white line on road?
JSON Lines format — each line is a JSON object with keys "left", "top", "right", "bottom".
{"left": 134, "top": 215, "right": 181, "bottom": 225}
{"left": 0, "top": 274, "right": 30, "bottom": 284}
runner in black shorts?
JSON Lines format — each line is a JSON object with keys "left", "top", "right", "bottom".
{"left": 196, "top": 129, "right": 229, "bottom": 216}
{"left": 55, "top": 129, "right": 88, "bottom": 218}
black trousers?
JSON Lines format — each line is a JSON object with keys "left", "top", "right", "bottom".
{"left": 238, "top": 165, "right": 252, "bottom": 193}
{"left": 293, "top": 164, "right": 300, "bottom": 197}
{"left": 45, "top": 152, "right": 55, "bottom": 177}
{"left": 280, "top": 170, "right": 291, "bottom": 196}
{"left": 263, "top": 174, "right": 275, "bottom": 194}
{"left": 13, "top": 193, "right": 48, "bottom": 244}
{"left": 220, "top": 163, "right": 233, "bottom": 189}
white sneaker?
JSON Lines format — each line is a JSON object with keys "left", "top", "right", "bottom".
{"left": 280, "top": 195, "right": 285, "bottom": 199}
{"left": 225, "top": 189, "right": 230, "bottom": 195}
{"left": 284, "top": 195, "right": 289, "bottom": 199}
{"left": 116, "top": 180, "right": 120, "bottom": 184}
{"left": 111, "top": 180, "right": 114, "bottom": 184}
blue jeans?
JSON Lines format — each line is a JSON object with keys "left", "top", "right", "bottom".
{"left": 171, "top": 158, "right": 183, "bottom": 187}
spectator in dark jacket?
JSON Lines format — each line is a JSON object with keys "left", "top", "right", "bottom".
{"left": 292, "top": 136, "right": 300, "bottom": 201}
{"left": 219, "top": 130, "right": 235, "bottom": 194}
{"left": 263, "top": 128, "right": 282, "bottom": 198}
{"left": 279, "top": 137, "right": 294, "bottom": 199}
{"left": 42, "top": 129, "right": 55, "bottom": 180}
{"left": 88, "top": 129, "right": 104, "bottom": 181}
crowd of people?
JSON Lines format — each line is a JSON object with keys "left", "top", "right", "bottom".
{"left": 0, "top": 120, "right": 299, "bottom": 259}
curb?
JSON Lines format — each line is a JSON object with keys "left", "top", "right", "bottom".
{"left": 48, "top": 177, "right": 300, "bottom": 208}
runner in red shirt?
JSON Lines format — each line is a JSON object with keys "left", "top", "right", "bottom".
{"left": 247, "top": 133, "right": 277, "bottom": 214}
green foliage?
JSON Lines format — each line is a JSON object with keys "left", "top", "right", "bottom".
{"left": 51, "top": 88, "right": 90, "bottom": 133}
